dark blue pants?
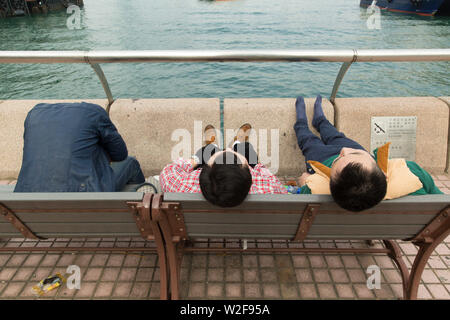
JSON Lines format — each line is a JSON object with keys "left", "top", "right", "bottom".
{"left": 294, "top": 116, "right": 366, "bottom": 174}
{"left": 110, "top": 156, "right": 145, "bottom": 191}
{"left": 194, "top": 142, "right": 258, "bottom": 169}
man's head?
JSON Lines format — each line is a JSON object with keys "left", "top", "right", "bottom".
{"left": 329, "top": 147, "right": 387, "bottom": 212}
{"left": 199, "top": 149, "right": 252, "bottom": 207}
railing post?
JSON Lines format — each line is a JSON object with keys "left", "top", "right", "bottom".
{"left": 329, "top": 49, "right": 358, "bottom": 103}
{"left": 88, "top": 63, "right": 114, "bottom": 113}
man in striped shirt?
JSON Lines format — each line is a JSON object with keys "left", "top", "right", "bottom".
{"left": 160, "top": 124, "right": 287, "bottom": 207}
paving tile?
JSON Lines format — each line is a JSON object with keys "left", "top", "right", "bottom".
{"left": 135, "top": 268, "right": 153, "bottom": 282}
{"left": 5, "top": 254, "right": 27, "bottom": 267}
{"left": 275, "top": 255, "right": 292, "bottom": 268}
{"left": 130, "top": 282, "right": 150, "bottom": 299}
{"left": 244, "top": 283, "right": 261, "bottom": 298}
{"left": 57, "top": 285, "right": 78, "bottom": 299}
{"left": 83, "top": 268, "right": 103, "bottom": 281}
{"left": 208, "top": 268, "right": 224, "bottom": 282}
{"left": 112, "top": 282, "right": 133, "bottom": 297}
{"left": 207, "top": 283, "right": 224, "bottom": 298}
{"left": 139, "top": 254, "right": 157, "bottom": 267}
{"left": 427, "top": 256, "right": 448, "bottom": 269}
{"left": 188, "top": 283, "right": 205, "bottom": 298}
{"left": 335, "top": 284, "right": 356, "bottom": 299}
{"left": 435, "top": 244, "right": 450, "bottom": 255}
{"left": 243, "top": 269, "right": 258, "bottom": 282}
{"left": 191, "top": 268, "right": 207, "bottom": 282}
{"left": 434, "top": 269, "right": 450, "bottom": 284}
{"left": 260, "top": 269, "right": 277, "bottom": 282}
{"left": 354, "top": 284, "right": 375, "bottom": 299}
{"left": 23, "top": 254, "right": 44, "bottom": 267}
{"left": 0, "top": 267, "right": 17, "bottom": 281}
{"left": 94, "top": 282, "right": 114, "bottom": 298}
{"left": 296, "top": 269, "right": 313, "bottom": 283}
{"left": 1, "top": 282, "right": 25, "bottom": 298}
{"left": 382, "top": 269, "right": 403, "bottom": 284}
{"left": 107, "top": 254, "right": 125, "bottom": 267}
{"left": 262, "top": 283, "right": 280, "bottom": 298}
{"left": 101, "top": 268, "right": 120, "bottom": 281}
{"left": 74, "top": 281, "right": 96, "bottom": 299}
{"left": 226, "top": 283, "right": 242, "bottom": 298}
{"left": 224, "top": 255, "right": 241, "bottom": 268}
{"left": 0, "top": 255, "right": 11, "bottom": 266}
{"left": 122, "top": 254, "right": 141, "bottom": 267}
{"left": 89, "top": 254, "right": 110, "bottom": 267}
{"left": 389, "top": 284, "right": 404, "bottom": 299}
{"left": 280, "top": 282, "right": 299, "bottom": 299}
{"left": 330, "top": 269, "right": 350, "bottom": 283}
{"left": 292, "top": 255, "right": 309, "bottom": 268}
{"left": 209, "top": 255, "right": 225, "bottom": 268}
{"left": 325, "top": 256, "right": 344, "bottom": 268}
{"left": 317, "top": 284, "right": 337, "bottom": 299}
{"left": 225, "top": 268, "right": 241, "bottom": 282}
{"left": 192, "top": 255, "right": 208, "bottom": 268}
{"left": 299, "top": 284, "right": 318, "bottom": 299}
{"left": 12, "top": 268, "right": 35, "bottom": 281}
{"left": 374, "top": 256, "right": 396, "bottom": 269}
{"left": 417, "top": 284, "right": 432, "bottom": 299}
{"left": 31, "top": 267, "right": 54, "bottom": 282}
{"left": 73, "top": 254, "right": 93, "bottom": 267}
{"left": 373, "top": 285, "right": 395, "bottom": 299}
{"left": 309, "top": 255, "right": 327, "bottom": 268}
{"left": 277, "top": 267, "right": 296, "bottom": 283}
{"left": 118, "top": 268, "right": 137, "bottom": 282}
{"left": 57, "top": 253, "right": 77, "bottom": 267}
{"left": 149, "top": 283, "right": 160, "bottom": 299}
{"left": 341, "top": 256, "right": 361, "bottom": 268}
{"left": 39, "top": 254, "right": 61, "bottom": 267}
{"left": 421, "top": 269, "right": 441, "bottom": 284}
{"left": 426, "top": 284, "right": 450, "bottom": 299}
{"left": 313, "top": 269, "right": 331, "bottom": 283}
{"left": 348, "top": 269, "right": 367, "bottom": 283}
{"left": 259, "top": 255, "right": 275, "bottom": 268}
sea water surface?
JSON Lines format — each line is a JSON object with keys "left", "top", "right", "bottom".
{"left": 0, "top": 0, "right": 449, "bottom": 100}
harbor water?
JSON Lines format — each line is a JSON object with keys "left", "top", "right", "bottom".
{"left": 0, "top": 0, "right": 449, "bottom": 100}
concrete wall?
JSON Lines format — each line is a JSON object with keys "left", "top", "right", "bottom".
{"left": 334, "top": 97, "right": 449, "bottom": 173}
{"left": 109, "top": 99, "right": 220, "bottom": 176}
{"left": 0, "top": 97, "right": 448, "bottom": 179}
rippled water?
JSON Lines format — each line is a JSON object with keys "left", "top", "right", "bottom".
{"left": 0, "top": 0, "right": 448, "bottom": 100}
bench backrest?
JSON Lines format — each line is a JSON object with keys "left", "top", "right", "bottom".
{"left": 163, "top": 193, "right": 450, "bottom": 241}
{"left": 0, "top": 193, "right": 145, "bottom": 238}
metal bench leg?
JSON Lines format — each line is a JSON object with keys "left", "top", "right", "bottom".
{"left": 383, "top": 240, "right": 410, "bottom": 299}
{"left": 407, "top": 207, "right": 450, "bottom": 300}
{"left": 152, "top": 194, "right": 181, "bottom": 300}
{"left": 408, "top": 234, "right": 448, "bottom": 300}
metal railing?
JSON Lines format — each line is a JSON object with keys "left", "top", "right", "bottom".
{"left": 0, "top": 49, "right": 449, "bottom": 112}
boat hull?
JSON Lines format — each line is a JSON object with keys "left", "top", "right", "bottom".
{"left": 360, "top": 0, "right": 446, "bottom": 16}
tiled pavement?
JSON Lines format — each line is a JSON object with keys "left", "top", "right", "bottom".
{"left": 0, "top": 174, "right": 449, "bottom": 300}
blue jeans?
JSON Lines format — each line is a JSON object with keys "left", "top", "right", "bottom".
{"left": 110, "top": 156, "right": 145, "bottom": 191}
{"left": 294, "top": 116, "right": 366, "bottom": 174}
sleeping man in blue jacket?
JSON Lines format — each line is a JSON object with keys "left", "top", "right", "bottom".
{"left": 14, "top": 102, "right": 145, "bottom": 192}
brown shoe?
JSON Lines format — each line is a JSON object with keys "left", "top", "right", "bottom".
{"left": 234, "top": 123, "right": 252, "bottom": 143}
{"left": 204, "top": 124, "right": 217, "bottom": 145}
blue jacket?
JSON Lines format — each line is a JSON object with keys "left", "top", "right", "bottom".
{"left": 14, "top": 102, "right": 128, "bottom": 192}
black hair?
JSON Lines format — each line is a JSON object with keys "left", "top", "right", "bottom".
{"left": 329, "top": 162, "right": 387, "bottom": 212}
{"left": 199, "top": 152, "right": 252, "bottom": 207}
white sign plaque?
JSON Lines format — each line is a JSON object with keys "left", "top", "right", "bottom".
{"left": 370, "top": 116, "right": 417, "bottom": 161}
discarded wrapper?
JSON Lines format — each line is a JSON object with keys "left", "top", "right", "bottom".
{"left": 32, "top": 273, "right": 67, "bottom": 296}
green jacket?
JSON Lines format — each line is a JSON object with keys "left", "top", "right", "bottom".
{"left": 299, "top": 152, "right": 442, "bottom": 195}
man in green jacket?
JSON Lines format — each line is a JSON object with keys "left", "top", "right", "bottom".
{"left": 294, "top": 95, "right": 442, "bottom": 212}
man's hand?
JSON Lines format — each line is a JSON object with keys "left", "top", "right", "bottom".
{"left": 298, "top": 172, "right": 311, "bottom": 187}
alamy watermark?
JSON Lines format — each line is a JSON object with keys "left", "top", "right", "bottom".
{"left": 66, "top": 5, "right": 82, "bottom": 30}
{"left": 366, "top": 1, "right": 381, "bottom": 30}
{"left": 366, "top": 265, "right": 381, "bottom": 290}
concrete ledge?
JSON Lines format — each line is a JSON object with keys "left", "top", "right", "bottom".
{"left": 224, "top": 98, "right": 334, "bottom": 176}
{"left": 0, "top": 100, "right": 108, "bottom": 180}
{"left": 109, "top": 98, "right": 220, "bottom": 176}
{"left": 334, "top": 97, "right": 449, "bottom": 173}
